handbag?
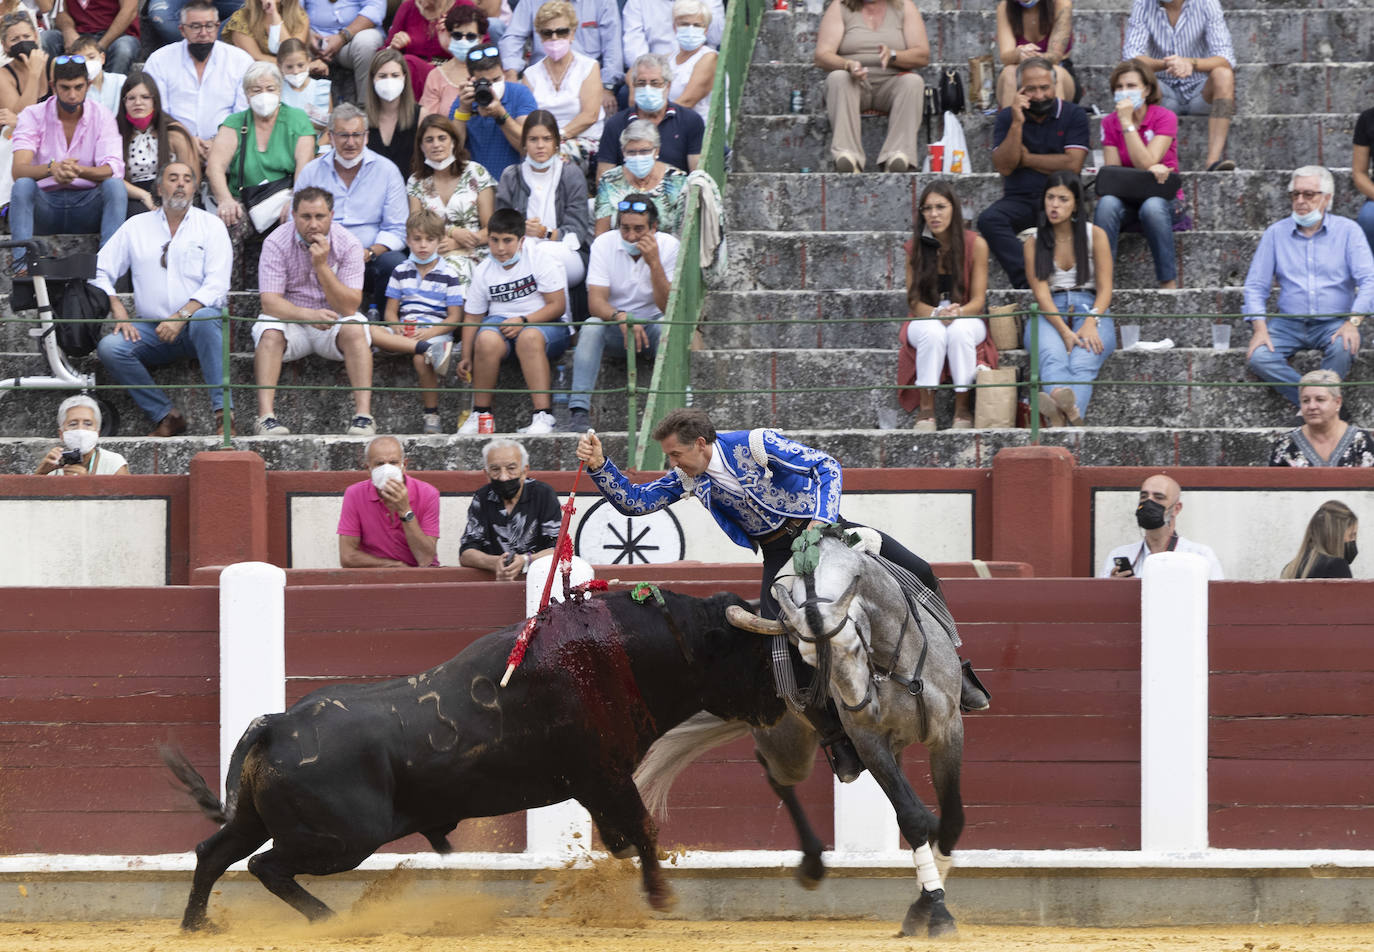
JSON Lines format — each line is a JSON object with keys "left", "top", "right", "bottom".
{"left": 236, "top": 120, "right": 294, "bottom": 234}
{"left": 987, "top": 303, "right": 1022, "bottom": 352}
{"left": 1093, "top": 165, "right": 1182, "bottom": 204}
{"left": 939, "top": 68, "right": 965, "bottom": 115}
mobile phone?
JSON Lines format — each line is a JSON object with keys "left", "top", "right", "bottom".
{"left": 1113, "top": 556, "right": 1133, "bottom": 575}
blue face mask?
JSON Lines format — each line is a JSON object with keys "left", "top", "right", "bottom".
{"left": 624, "top": 153, "right": 655, "bottom": 178}
{"left": 410, "top": 250, "right": 439, "bottom": 264}
{"left": 634, "top": 85, "right": 665, "bottom": 113}
{"left": 1292, "top": 207, "right": 1324, "bottom": 228}
{"left": 526, "top": 153, "right": 555, "bottom": 171}
{"left": 500, "top": 249, "right": 521, "bottom": 267}
{"left": 449, "top": 38, "right": 476, "bottom": 61}
{"left": 1016, "top": 0, "right": 1039, "bottom": 7}
{"left": 675, "top": 26, "right": 706, "bottom": 51}
{"left": 1113, "top": 89, "right": 1144, "bottom": 110}
{"left": 620, "top": 237, "right": 641, "bottom": 257}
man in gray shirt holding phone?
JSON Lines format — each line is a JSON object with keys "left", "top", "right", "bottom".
{"left": 1099, "top": 473, "right": 1225, "bottom": 579}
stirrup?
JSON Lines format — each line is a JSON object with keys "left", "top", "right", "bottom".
{"left": 959, "top": 659, "right": 991, "bottom": 713}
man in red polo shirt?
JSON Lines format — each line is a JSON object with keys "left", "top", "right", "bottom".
{"left": 43, "top": 0, "right": 142, "bottom": 76}
{"left": 338, "top": 435, "right": 441, "bottom": 567}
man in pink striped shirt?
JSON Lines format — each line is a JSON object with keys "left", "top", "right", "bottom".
{"left": 9, "top": 55, "right": 126, "bottom": 270}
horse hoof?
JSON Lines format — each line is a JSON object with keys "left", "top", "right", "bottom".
{"left": 928, "top": 917, "right": 958, "bottom": 939}
{"left": 647, "top": 886, "right": 678, "bottom": 912}
{"left": 795, "top": 854, "right": 827, "bottom": 890}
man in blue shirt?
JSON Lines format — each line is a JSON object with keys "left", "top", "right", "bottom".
{"left": 294, "top": 104, "right": 409, "bottom": 317}
{"left": 1244, "top": 166, "right": 1374, "bottom": 407}
{"left": 302, "top": 0, "right": 386, "bottom": 97}
{"left": 596, "top": 53, "right": 704, "bottom": 177}
{"left": 976, "top": 58, "right": 1089, "bottom": 289}
{"left": 450, "top": 44, "right": 537, "bottom": 180}
{"left": 499, "top": 0, "right": 623, "bottom": 116}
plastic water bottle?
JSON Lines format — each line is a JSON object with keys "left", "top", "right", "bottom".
{"left": 684, "top": 384, "right": 694, "bottom": 407}
{"left": 790, "top": 89, "right": 804, "bottom": 113}
{"left": 366, "top": 306, "right": 379, "bottom": 323}
{"left": 553, "top": 362, "right": 569, "bottom": 408}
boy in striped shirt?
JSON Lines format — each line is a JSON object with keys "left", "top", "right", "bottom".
{"left": 372, "top": 209, "right": 465, "bottom": 434}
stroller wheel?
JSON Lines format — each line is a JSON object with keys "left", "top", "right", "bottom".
{"left": 97, "top": 399, "right": 119, "bottom": 437}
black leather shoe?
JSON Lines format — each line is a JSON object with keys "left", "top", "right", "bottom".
{"left": 960, "top": 659, "right": 991, "bottom": 712}
{"left": 823, "top": 736, "right": 865, "bottom": 783}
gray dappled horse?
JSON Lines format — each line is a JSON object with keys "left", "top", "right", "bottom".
{"left": 636, "top": 529, "right": 965, "bottom": 938}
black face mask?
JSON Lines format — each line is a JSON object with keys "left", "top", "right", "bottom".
{"left": 1345, "top": 541, "right": 1358, "bottom": 565}
{"left": 187, "top": 40, "right": 215, "bottom": 61}
{"left": 1136, "top": 499, "right": 1168, "bottom": 531}
{"left": 491, "top": 476, "right": 522, "bottom": 501}
{"left": 6, "top": 40, "right": 35, "bottom": 59}
{"left": 1026, "top": 97, "right": 1056, "bottom": 118}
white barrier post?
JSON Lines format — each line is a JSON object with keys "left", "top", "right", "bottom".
{"left": 1140, "top": 551, "right": 1209, "bottom": 852}
{"left": 834, "top": 772, "right": 900, "bottom": 856}
{"left": 219, "top": 562, "right": 287, "bottom": 800}
{"left": 524, "top": 554, "right": 595, "bottom": 856}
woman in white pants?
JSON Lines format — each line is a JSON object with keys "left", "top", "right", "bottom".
{"left": 494, "top": 109, "right": 591, "bottom": 318}
{"left": 897, "top": 181, "right": 994, "bottom": 430}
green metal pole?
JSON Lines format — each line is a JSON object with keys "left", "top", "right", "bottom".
{"left": 1028, "top": 303, "right": 1040, "bottom": 445}
{"left": 625, "top": 315, "right": 638, "bottom": 465}
{"left": 220, "top": 306, "right": 232, "bottom": 449}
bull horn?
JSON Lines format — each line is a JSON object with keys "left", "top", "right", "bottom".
{"left": 726, "top": 605, "right": 785, "bottom": 635}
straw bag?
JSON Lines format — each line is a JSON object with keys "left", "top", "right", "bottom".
{"left": 987, "top": 303, "right": 1022, "bottom": 352}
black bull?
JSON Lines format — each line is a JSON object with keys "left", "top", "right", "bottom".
{"left": 162, "top": 589, "right": 783, "bottom": 929}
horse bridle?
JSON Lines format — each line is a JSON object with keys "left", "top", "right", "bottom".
{"left": 829, "top": 570, "right": 933, "bottom": 737}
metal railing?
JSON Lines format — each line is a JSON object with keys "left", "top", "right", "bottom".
{"left": 629, "top": 0, "right": 766, "bottom": 469}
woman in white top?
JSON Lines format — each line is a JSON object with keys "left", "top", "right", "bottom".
{"left": 667, "top": 0, "right": 717, "bottom": 120}
{"left": 520, "top": 0, "right": 603, "bottom": 165}
{"left": 1022, "top": 170, "right": 1114, "bottom": 426}
{"left": 407, "top": 113, "right": 496, "bottom": 288}
{"left": 35, "top": 396, "right": 130, "bottom": 476}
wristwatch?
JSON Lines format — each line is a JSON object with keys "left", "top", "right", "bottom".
{"left": 1349, "top": 315, "right": 1364, "bottom": 327}
{"left": 339, "top": 28, "right": 353, "bottom": 44}
{"left": 1124, "top": 124, "right": 1137, "bottom": 134}
{"left": 400, "top": 509, "right": 415, "bottom": 523}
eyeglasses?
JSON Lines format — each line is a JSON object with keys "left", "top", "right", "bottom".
{"left": 333, "top": 131, "right": 366, "bottom": 140}
{"left": 53, "top": 54, "right": 86, "bottom": 64}
{"left": 450, "top": 30, "right": 480, "bottom": 41}
{"left": 622, "top": 147, "right": 655, "bottom": 158}
{"left": 631, "top": 79, "right": 666, "bottom": 88}
{"left": 617, "top": 200, "right": 650, "bottom": 212}
{"left": 182, "top": 20, "right": 219, "bottom": 33}
{"left": 537, "top": 26, "right": 572, "bottom": 39}
{"left": 466, "top": 46, "right": 500, "bottom": 63}
{"left": 160, "top": 241, "right": 170, "bottom": 268}
{"left": 1289, "top": 190, "right": 1323, "bottom": 202}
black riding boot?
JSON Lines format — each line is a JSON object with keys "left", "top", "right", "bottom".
{"left": 804, "top": 700, "right": 865, "bottom": 783}
{"left": 960, "top": 659, "right": 991, "bottom": 712}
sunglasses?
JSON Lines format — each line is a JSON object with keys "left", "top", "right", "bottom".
{"left": 160, "top": 241, "right": 170, "bottom": 268}
{"left": 1288, "top": 190, "right": 1323, "bottom": 202}
{"left": 466, "top": 46, "right": 500, "bottom": 63}
{"left": 538, "top": 26, "right": 572, "bottom": 39}
{"left": 53, "top": 54, "right": 86, "bottom": 64}
{"left": 617, "top": 200, "right": 650, "bottom": 212}
{"left": 450, "top": 30, "right": 480, "bottom": 41}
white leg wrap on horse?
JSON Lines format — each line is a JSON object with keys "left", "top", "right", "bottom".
{"left": 912, "top": 843, "right": 944, "bottom": 893}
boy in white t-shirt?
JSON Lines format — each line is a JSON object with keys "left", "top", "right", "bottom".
{"left": 563, "top": 194, "right": 678, "bottom": 431}
{"left": 457, "top": 207, "right": 569, "bottom": 435}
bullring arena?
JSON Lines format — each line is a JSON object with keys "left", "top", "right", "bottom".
{"left": 4, "top": 0, "right": 1374, "bottom": 945}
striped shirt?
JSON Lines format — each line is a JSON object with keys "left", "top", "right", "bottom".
{"left": 385, "top": 257, "right": 465, "bottom": 325}
{"left": 258, "top": 221, "right": 364, "bottom": 312}
{"left": 1122, "top": 0, "right": 1235, "bottom": 98}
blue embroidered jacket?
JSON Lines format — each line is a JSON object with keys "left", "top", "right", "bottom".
{"left": 588, "top": 429, "right": 843, "bottom": 550}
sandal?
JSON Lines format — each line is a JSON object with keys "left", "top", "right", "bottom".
{"left": 1036, "top": 392, "right": 1065, "bottom": 428}
{"left": 912, "top": 412, "right": 937, "bottom": 432}
{"left": 1051, "top": 388, "right": 1084, "bottom": 426}
{"left": 951, "top": 413, "right": 974, "bottom": 429}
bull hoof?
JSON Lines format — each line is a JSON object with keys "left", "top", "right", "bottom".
{"left": 647, "top": 885, "right": 678, "bottom": 913}
{"left": 795, "top": 854, "right": 827, "bottom": 890}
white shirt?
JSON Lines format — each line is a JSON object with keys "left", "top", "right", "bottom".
{"left": 464, "top": 240, "right": 568, "bottom": 322}
{"left": 622, "top": 0, "right": 724, "bottom": 69}
{"left": 89, "top": 72, "right": 127, "bottom": 117}
{"left": 142, "top": 40, "right": 252, "bottom": 139}
{"left": 705, "top": 439, "right": 743, "bottom": 497}
{"left": 586, "top": 229, "right": 679, "bottom": 319}
{"left": 92, "top": 206, "right": 233, "bottom": 323}
{"left": 523, "top": 51, "right": 603, "bottom": 144}
{"left": 1098, "top": 535, "right": 1225, "bottom": 580}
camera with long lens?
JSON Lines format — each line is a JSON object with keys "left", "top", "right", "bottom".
{"left": 472, "top": 78, "right": 495, "bottom": 108}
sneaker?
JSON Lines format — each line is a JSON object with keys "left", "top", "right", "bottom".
{"left": 255, "top": 414, "right": 290, "bottom": 436}
{"left": 557, "top": 407, "right": 592, "bottom": 433}
{"left": 346, "top": 414, "right": 376, "bottom": 436}
{"left": 518, "top": 410, "right": 557, "bottom": 435}
{"left": 458, "top": 410, "right": 491, "bottom": 435}
{"left": 885, "top": 154, "right": 910, "bottom": 174}
{"left": 834, "top": 154, "right": 860, "bottom": 174}
{"left": 1206, "top": 158, "right": 1236, "bottom": 172}
{"left": 427, "top": 339, "right": 453, "bottom": 376}
{"left": 422, "top": 411, "right": 442, "bottom": 434}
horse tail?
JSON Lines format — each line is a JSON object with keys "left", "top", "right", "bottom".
{"left": 160, "top": 714, "right": 276, "bottom": 826}
{"left": 635, "top": 712, "right": 752, "bottom": 818}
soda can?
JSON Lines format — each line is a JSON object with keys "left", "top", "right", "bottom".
{"left": 478, "top": 413, "right": 495, "bottom": 435}
{"left": 774, "top": 0, "right": 789, "bottom": 10}
{"left": 789, "top": 89, "right": 804, "bottom": 113}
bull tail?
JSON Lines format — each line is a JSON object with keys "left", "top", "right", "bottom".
{"left": 160, "top": 714, "right": 276, "bottom": 826}
{"left": 159, "top": 745, "right": 226, "bottom": 825}
{"left": 635, "top": 712, "right": 751, "bottom": 819}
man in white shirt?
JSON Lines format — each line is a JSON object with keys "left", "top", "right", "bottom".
{"left": 141, "top": 0, "right": 251, "bottom": 163}
{"left": 562, "top": 193, "right": 677, "bottom": 432}
{"left": 621, "top": 0, "right": 722, "bottom": 73}
{"left": 92, "top": 161, "right": 234, "bottom": 437}
{"left": 456, "top": 206, "right": 569, "bottom": 436}
{"left": 1099, "top": 473, "right": 1225, "bottom": 579}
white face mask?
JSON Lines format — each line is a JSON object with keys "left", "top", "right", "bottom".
{"left": 425, "top": 154, "right": 455, "bottom": 170}
{"left": 267, "top": 22, "right": 282, "bottom": 53}
{"left": 284, "top": 70, "right": 309, "bottom": 89}
{"left": 371, "top": 462, "right": 403, "bottom": 490}
{"left": 374, "top": 76, "right": 405, "bottom": 102}
{"left": 249, "top": 92, "right": 279, "bottom": 118}
{"left": 84, "top": 58, "right": 102, "bottom": 80}
{"left": 63, "top": 428, "right": 98, "bottom": 456}
{"left": 489, "top": 78, "right": 506, "bottom": 101}
{"left": 334, "top": 149, "right": 364, "bottom": 168}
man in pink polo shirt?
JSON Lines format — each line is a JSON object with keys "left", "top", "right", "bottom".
{"left": 338, "top": 435, "right": 441, "bottom": 567}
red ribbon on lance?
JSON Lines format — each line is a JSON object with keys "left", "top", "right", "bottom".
{"left": 500, "top": 459, "right": 585, "bottom": 687}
